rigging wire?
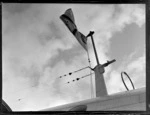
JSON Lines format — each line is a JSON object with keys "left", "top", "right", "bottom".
{"left": 17, "top": 72, "right": 94, "bottom": 102}
{"left": 8, "top": 84, "right": 37, "bottom": 95}
{"left": 9, "top": 66, "right": 91, "bottom": 96}
{"left": 86, "top": 44, "right": 94, "bottom": 98}
{"left": 58, "top": 66, "right": 91, "bottom": 78}
{"left": 66, "top": 73, "right": 95, "bottom": 84}
{"left": 16, "top": 73, "right": 95, "bottom": 101}
{"left": 14, "top": 44, "right": 95, "bottom": 101}
{"left": 121, "top": 72, "right": 135, "bottom": 91}
{"left": 16, "top": 84, "right": 53, "bottom": 102}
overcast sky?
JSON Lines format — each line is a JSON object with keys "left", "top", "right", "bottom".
{"left": 2, "top": 4, "right": 145, "bottom": 111}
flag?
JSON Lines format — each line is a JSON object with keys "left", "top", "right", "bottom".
{"left": 60, "top": 8, "right": 87, "bottom": 51}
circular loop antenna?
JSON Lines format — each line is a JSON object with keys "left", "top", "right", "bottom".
{"left": 121, "top": 72, "right": 135, "bottom": 91}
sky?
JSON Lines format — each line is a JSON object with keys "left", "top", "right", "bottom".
{"left": 2, "top": 4, "right": 145, "bottom": 111}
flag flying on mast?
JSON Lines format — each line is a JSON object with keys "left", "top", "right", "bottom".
{"left": 60, "top": 8, "right": 87, "bottom": 51}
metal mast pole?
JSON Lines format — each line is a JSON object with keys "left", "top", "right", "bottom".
{"left": 87, "top": 31, "right": 100, "bottom": 65}
{"left": 87, "top": 31, "right": 108, "bottom": 97}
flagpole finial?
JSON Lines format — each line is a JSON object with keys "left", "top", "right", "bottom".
{"left": 86, "top": 31, "right": 95, "bottom": 38}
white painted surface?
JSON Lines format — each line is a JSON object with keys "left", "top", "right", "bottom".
{"left": 108, "top": 102, "right": 145, "bottom": 111}
{"left": 94, "top": 65, "right": 108, "bottom": 97}
{"left": 40, "top": 87, "right": 145, "bottom": 111}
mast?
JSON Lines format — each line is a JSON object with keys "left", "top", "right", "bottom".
{"left": 87, "top": 31, "right": 100, "bottom": 65}
{"left": 87, "top": 31, "right": 116, "bottom": 97}
{"left": 60, "top": 8, "right": 116, "bottom": 98}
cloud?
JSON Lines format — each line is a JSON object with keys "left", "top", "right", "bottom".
{"left": 107, "top": 53, "right": 145, "bottom": 94}
{"left": 2, "top": 4, "right": 145, "bottom": 111}
{"left": 2, "top": 4, "right": 76, "bottom": 110}
{"left": 2, "top": 4, "right": 74, "bottom": 78}
{"left": 16, "top": 59, "right": 92, "bottom": 110}
{"left": 126, "top": 54, "right": 145, "bottom": 88}
{"left": 70, "top": 4, "right": 145, "bottom": 67}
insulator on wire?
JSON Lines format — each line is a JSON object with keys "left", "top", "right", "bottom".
{"left": 76, "top": 78, "right": 80, "bottom": 80}
{"left": 58, "top": 66, "right": 91, "bottom": 79}
{"left": 66, "top": 73, "right": 94, "bottom": 84}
